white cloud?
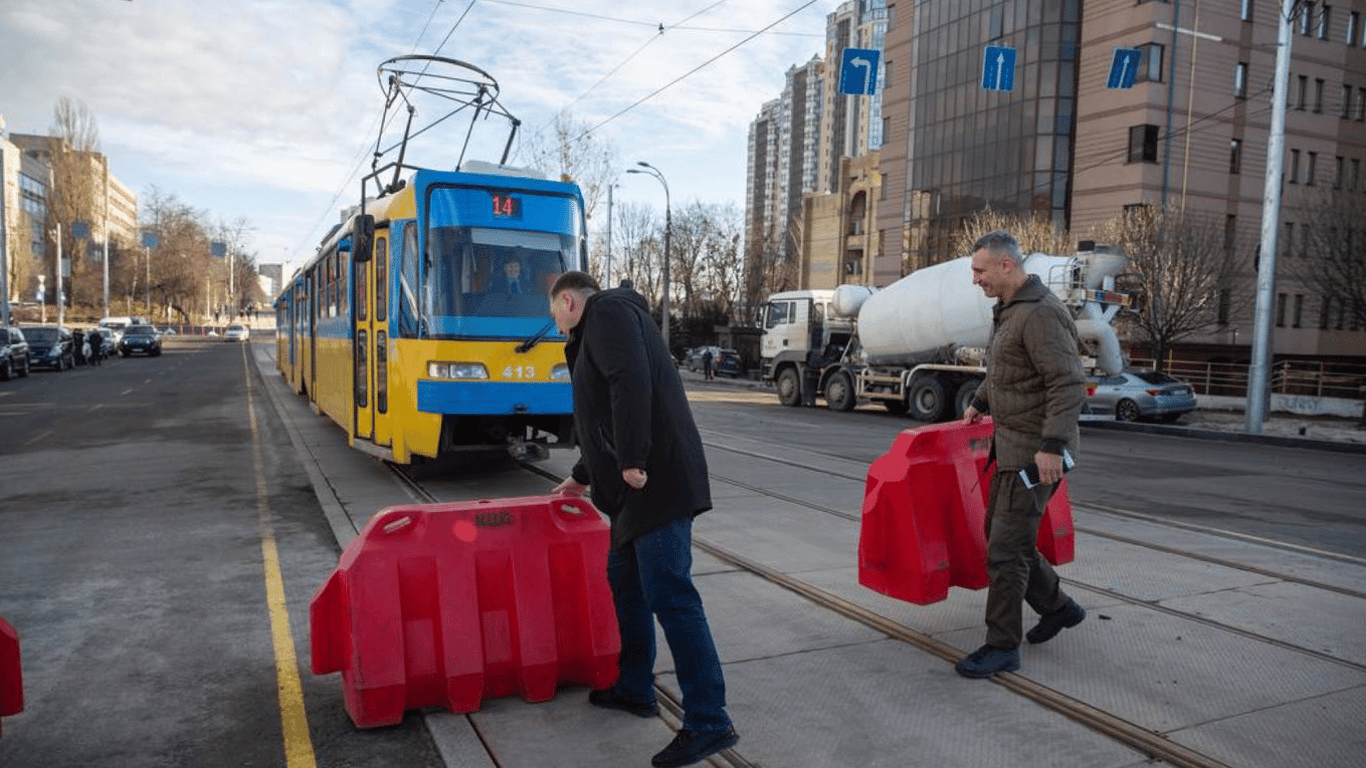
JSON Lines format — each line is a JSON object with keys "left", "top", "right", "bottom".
{"left": 2, "top": 0, "right": 834, "bottom": 263}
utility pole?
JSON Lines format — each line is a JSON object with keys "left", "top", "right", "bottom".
{"left": 0, "top": 115, "right": 10, "bottom": 326}
{"left": 1247, "top": 0, "right": 1296, "bottom": 433}
{"left": 102, "top": 157, "right": 110, "bottom": 317}
{"left": 605, "top": 184, "right": 613, "bottom": 288}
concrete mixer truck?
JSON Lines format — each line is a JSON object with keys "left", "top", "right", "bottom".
{"left": 758, "top": 244, "right": 1131, "bottom": 421}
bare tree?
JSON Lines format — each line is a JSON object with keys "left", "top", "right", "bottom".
{"left": 518, "top": 110, "right": 618, "bottom": 226}
{"left": 47, "top": 98, "right": 104, "bottom": 295}
{"left": 1098, "top": 205, "right": 1248, "bottom": 370}
{"left": 1290, "top": 188, "right": 1366, "bottom": 331}
{"left": 611, "top": 201, "right": 662, "bottom": 302}
{"left": 950, "top": 208, "right": 1075, "bottom": 258}
{"left": 141, "top": 187, "right": 213, "bottom": 324}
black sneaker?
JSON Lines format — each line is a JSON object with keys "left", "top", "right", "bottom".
{"left": 651, "top": 727, "right": 740, "bottom": 768}
{"left": 954, "top": 644, "right": 1020, "bottom": 678}
{"left": 1026, "top": 599, "right": 1086, "bottom": 645}
{"left": 588, "top": 687, "right": 659, "bottom": 718}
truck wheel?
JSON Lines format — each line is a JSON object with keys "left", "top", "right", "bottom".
{"left": 908, "top": 376, "right": 947, "bottom": 422}
{"left": 776, "top": 367, "right": 802, "bottom": 407}
{"left": 825, "top": 372, "right": 856, "bottom": 411}
{"left": 954, "top": 380, "right": 980, "bottom": 419}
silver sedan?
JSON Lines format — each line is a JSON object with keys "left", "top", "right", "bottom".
{"left": 1088, "top": 369, "right": 1198, "bottom": 422}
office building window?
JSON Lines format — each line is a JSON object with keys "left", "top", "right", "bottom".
{"left": 1128, "top": 125, "right": 1160, "bottom": 163}
{"left": 1319, "top": 6, "right": 1332, "bottom": 40}
{"left": 1306, "top": 152, "right": 1318, "bottom": 185}
{"left": 1276, "top": 293, "right": 1288, "bottom": 327}
{"left": 1350, "top": 11, "right": 1360, "bottom": 44}
{"left": 1235, "top": 62, "right": 1249, "bottom": 98}
{"left": 1320, "top": 296, "right": 1332, "bottom": 329}
{"left": 1296, "top": 75, "right": 1308, "bottom": 109}
{"left": 1336, "top": 155, "right": 1345, "bottom": 188}
{"left": 1293, "top": 295, "right": 1305, "bottom": 328}
{"left": 1300, "top": 2, "right": 1314, "bottom": 36}
{"left": 1284, "top": 222, "right": 1295, "bottom": 256}
{"left": 1241, "top": 0, "right": 1255, "bottom": 21}
{"left": 1136, "top": 43, "right": 1164, "bottom": 83}
{"left": 1314, "top": 78, "right": 1325, "bottom": 112}
{"left": 1230, "top": 138, "right": 1243, "bottom": 174}
{"left": 1289, "top": 148, "right": 1301, "bottom": 182}
{"left": 1358, "top": 87, "right": 1366, "bottom": 120}
{"left": 1344, "top": 84, "right": 1354, "bottom": 118}
{"left": 1354, "top": 158, "right": 1362, "bottom": 190}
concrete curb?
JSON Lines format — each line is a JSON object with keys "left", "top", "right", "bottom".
{"left": 1080, "top": 417, "right": 1366, "bottom": 454}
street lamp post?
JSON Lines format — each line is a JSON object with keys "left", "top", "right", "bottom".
{"left": 626, "top": 161, "right": 671, "bottom": 351}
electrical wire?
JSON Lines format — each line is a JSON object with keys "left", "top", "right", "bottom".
{"left": 574, "top": 0, "right": 824, "bottom": 140}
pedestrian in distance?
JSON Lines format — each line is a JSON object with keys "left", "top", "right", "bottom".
{"left": 956, "top": 230, "right": 1087, "bottom": 678}
{"left": 549, "top": 270, "right": 740, "bottom": 768}
{"left": 702, "top": 348, "right": 715, "bottom": 381}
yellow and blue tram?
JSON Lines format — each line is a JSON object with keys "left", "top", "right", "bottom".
{"left": 275, "top": 163, "right": 586, "bottom": 463}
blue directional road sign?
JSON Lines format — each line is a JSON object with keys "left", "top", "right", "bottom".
{"left": 141, "top": 230, "right": 158, "bottom": 248}
{"left": 1108, "top": 47, "right": 1143, "bottom": 89}
{"left": 982, "top": 46, "right": 1017, "bottom": 92}
{"left": 840, "top": 48, "right": 881, "bottom": 95}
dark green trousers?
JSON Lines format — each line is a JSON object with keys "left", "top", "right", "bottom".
{"left": 983, "top": 470, "right": 1072, "bottom": 649}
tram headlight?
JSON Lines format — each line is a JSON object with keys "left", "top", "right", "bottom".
{"left": 550, "top": 363, "right": 570, "bottom": 381}
{"left": 427, "top": 362, "right": 489, "bottom": 380}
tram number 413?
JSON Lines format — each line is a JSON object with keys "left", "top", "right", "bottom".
{"left": 503, "top": 365, "right": 536, "bottom": 379}
{"left": 491, "top": 194, "right": 521, "bottom": 218}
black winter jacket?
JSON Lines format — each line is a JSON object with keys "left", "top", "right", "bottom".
{"left": 565, "top": 288, "right": 712, "bottom": 548}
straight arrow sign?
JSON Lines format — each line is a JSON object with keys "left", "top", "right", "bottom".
{"left": 982, "top": 45, "right": 1016, "bottom": 92}
{"left": 1108, "top": 47, "right": 1143, "bottom": 89}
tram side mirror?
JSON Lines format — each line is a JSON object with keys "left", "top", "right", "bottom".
{"left": 353, "top": 215, "right": 376, "bottom": 263}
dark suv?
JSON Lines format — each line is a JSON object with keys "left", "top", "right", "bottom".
{"left": 118, "top": 324, "right": 162, "bottom": 357}
{"left": 24, "top": 326, "right": 75, "bottom": 371}
{"left": 1, "top": 326, "right": 30, "bottom": 380}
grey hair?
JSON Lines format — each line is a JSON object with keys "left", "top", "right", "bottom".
{"left": 971, "top": 230, "right": 1024, "bottom": 263}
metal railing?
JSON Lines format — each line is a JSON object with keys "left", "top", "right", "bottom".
{"left": 1128, "top": 357, "right": 1366, "bottom": 400}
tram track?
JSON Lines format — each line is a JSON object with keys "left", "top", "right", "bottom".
{"left": 381, "top": 436, "right": 1361, "bottom": 768}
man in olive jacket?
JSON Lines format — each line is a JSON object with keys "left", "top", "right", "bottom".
{"left": 550, "top": 271, "right": 738, "bottom": 768}
{"left": 956, "top": 231, "right": 1088, "bottom": 678}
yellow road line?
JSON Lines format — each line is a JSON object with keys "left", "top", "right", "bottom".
{"left": 244, "top": 346, "right": 318, "bottom": 768}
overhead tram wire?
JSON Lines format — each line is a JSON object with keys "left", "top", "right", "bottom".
{"left": 575, "top": 0, "right": 823, "bottom": 141}
{"left": 542, "top": 0, "right": 733, "bottom": 129}
{"left": 292, "top": 0, "right": 477, "bottom": 261}
{"left": 477, "top": 0, "right": 821, "bottom": 37}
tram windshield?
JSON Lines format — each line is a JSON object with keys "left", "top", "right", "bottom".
{"left": 425, "top": 226, "right": 572, "bottom": 320}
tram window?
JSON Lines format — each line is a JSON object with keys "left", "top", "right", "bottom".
{"left": 426, "top": 226, "right": 571, "bottom": 318}
{"left": 398, "top": 222, "right": 420, "bottom": 338}
{"left": 356, "top": 259, "right": 367, "bottom": 322}
{"left": 375, "top": 237, "right": 388, "bottom": 322}
{"left": 355, "top": 329, "right": 368, "bottom": 408}
{"left": 340, "top": 253, "right": 350, "bottom": 318}
{"left": 376, "top": 330, "right": 388, "bottom": 414}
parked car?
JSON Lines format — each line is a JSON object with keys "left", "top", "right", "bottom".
{"left": 685, "top": 346, "right": 721, "bottom": 373}
{"left": 224, "top": 324, "right": 249, "bottom": 342}
{"left": 23, "top": 325, "right": 76, "bottom": 371}
{"left": 1, "top": 326, "right": 30, "bottom": 380}
{"left": 1088, "top": 369, "right": 1198, "bottom": 422}
{"left": 118, "top": 324, "right": 163, "bottom": 357}
{"left": 714, "top": 348, "right": 742, "bottom": 378}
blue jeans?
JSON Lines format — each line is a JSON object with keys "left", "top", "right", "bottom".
{"left": 605, "top": 517, "right": 732, "bottom": 732}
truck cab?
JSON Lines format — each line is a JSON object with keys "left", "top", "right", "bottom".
{"left": 760, "top": 290, "right": 854, "bottom": 406}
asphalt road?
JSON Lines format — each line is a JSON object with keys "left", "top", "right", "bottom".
{"left": 0, "top": 337, "right": 443, "bottom": 767}
{"left": 682, "top": 384, "right": 1366, "bottom": 560}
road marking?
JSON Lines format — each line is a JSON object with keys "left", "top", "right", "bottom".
{"left": 120, "top": 388, "right": 134, "bottom": 396}
{"left": 243, "top": 349, "right": 318, "bottom": 768}
{"left": 88, "top": 403, "right": 104, "bottom": 413}
{"left": 23, "top": 429, "right": 51, "bottom": 446}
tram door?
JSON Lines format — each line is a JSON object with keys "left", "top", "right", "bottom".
{"left": 353, "top": 233, "right": 391, "bottom": 447}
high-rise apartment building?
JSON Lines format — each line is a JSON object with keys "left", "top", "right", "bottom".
{"left": 877, "top": 0, "right": 1366, "bottom": 359}
{"left": 745, "top": 0, "right": 888, "bottom": 293}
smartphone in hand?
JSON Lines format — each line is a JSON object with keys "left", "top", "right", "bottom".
{"left": 1018, "top": 448, "right": 1075, "bottom": 488}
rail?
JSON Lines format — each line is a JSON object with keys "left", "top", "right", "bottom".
{"left": 1128, "top": 358, "right": 1366, "bottom": 401}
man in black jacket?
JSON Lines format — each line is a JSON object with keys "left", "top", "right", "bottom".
{"left": 550, "top": 271, "right": 738, "bottom": 768}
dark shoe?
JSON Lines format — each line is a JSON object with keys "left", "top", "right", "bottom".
{"left": 1027, "top": 599, "right": 1086, "bottom": 645}
{"left": 588, "top": 687, "right": 658, "bottom": 718}
{"left": 651, "top": 727, "right": 740, "bottom": 768}
{"left": 954, "top": 644, "right": 1020, "bottom": 678}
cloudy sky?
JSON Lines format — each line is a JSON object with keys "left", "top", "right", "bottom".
{"left": 1, "top": 0, "right": 834, "bottom": 274}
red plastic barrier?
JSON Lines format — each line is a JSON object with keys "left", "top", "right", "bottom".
{"left": 310, "top": 495, "right": 620, "bottom": 728}
{"left": 858, "top": 419, "right": 1075, "bottom": 605}
{"left": 1, "top": 615, "right": 22, "bottom": 739}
